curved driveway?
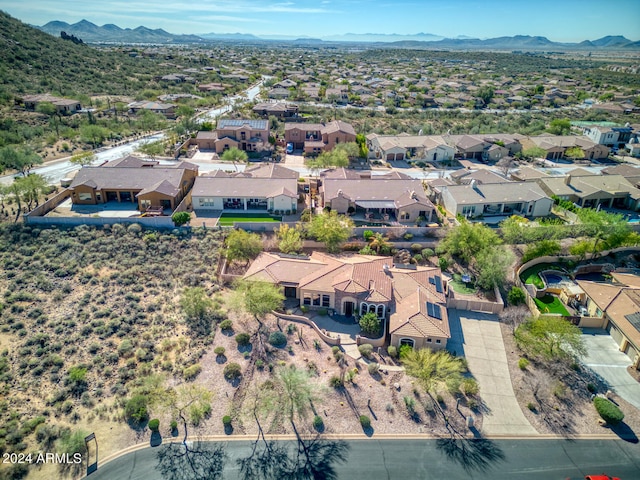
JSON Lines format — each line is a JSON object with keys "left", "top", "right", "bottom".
{"left": 447, "top": 309, "right": 537, "bottom": 436}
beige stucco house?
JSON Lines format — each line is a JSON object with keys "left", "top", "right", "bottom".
{"left": 320, "top": 169, "right": 435, "bottom": 223}
{"left": 244, "top": 252, "right": 450, "bottom": 350}
{"left": 285, "top": 120, "right": 356, "bottom": 154}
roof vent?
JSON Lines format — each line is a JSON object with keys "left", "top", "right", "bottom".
{"left": 410, "top": 190, "right": 417, "bottom": 199}
{"left": 383, "top": 264, "right": 390, "bottom": 272}
{"left": 337, "top": 189, "right": 343, "bottom": 197}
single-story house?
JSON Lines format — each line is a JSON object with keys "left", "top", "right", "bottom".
{"left": 449, "top": 169, "right": 510, "bottom": 185}
{"left": 69, "top": 160, "right": 198, "bottom": 212}
{"left": 520, "top": 135, "right": 610, "bottom": 160}
{"left": 440, "top": 181, "right": 553, "bottom": 218}
{"left": 252, "top": 102, "right": 299, "bottom": 118}
{"left": 320, "top": 169, "right": 436, "bottom": 223}
{"left": 576, "top": 273, "right": 640, "bottom": 370}
{"left": 366, "top": 133, "right": 454, "bottom": 163}
{"left": 536, "top": 173, "right": 640, "bottom": 210}
{"left": 20, "top": 94, "right": 82, "bottom": 114}
{"left": 244, "top": 252, "right": 450, "bottom": 350}
{"left": 192, "top": 163, "right": 298, "bottom": 213}
{"left": 127, "top": 101, "right": 176, "bottom": 119}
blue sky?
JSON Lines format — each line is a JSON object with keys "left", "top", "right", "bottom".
{"left": 4, "top": 0, "right": 640, "bottom": 41}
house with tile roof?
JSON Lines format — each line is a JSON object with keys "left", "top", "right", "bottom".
{"left": 319, "top": 169, "right": 436, "bottom": 223}
{"left": 365, "top": 133, "right": 454, "bottom": 163}
{"left": 576, "top": 272, "right": 640, "bottom": 370}
{"left": 191, "top": 163, "right": 299, "bottom": 213}
{"left": 244, "top": 252, "right": 450, "bottom": 349}
{"left": 195, "top": 119, "right": 270, "bottom": 154}
{"left": 69, "top": 160, "right": 198, "bottom": 212}
{"left": 536, "top": 173, "right": 640, "bottom": 210}
{"left": 285, "top": 120, "right": 356, "bottom": 154}
{"left": 440, "top": 181, "right": 553, "bottom": 218}
{"left": 520, "top": 135, "right": 609, "bottom": 160}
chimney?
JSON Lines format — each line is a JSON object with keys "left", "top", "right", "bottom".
{"left": 564, "top": 174, "right": 571, "bottom": 185}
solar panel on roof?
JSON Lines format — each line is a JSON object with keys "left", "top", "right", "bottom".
{"left": 625, "top": 312, "right": 640, "bottom": 333}
{"left": 434, "top": 276, "right": 443, "bottom": 293}
{"left": 426, "top": 302, "right": 442, "bottom": 320}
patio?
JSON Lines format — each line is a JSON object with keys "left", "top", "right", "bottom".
{"left": 47, "top": 199, "right": 169, "bottom": 218}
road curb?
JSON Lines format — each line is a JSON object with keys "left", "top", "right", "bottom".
{"left": 93, "top": 431, "right": 620, "bottom": 472}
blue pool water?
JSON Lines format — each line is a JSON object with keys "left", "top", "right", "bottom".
{"left": 545, "top": 274, "right": 563, "bottom": 284}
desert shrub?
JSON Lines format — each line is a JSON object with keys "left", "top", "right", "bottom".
{"left": 124, "top": 394, "right": 149, "bottom": 423}
{"left": 593, "top": 397, "right": 624, "bottom": 425}
{"left": 446, "top": 376, "right": 462, "bottom": 395}
{"left": 256, "top": 359, "right": 264, "bottom": 370}
{"left": 219, "top": 319, "right": 233, "bottom": 331}
{"left": 422, "top": 248, "right": 434, "bottom": 258}
{"left": 403, "top": 233, "right": 413, "bottom": 240}
{"left": 118, "top": 339, "right": 134, "bottom": 357}
{"left": 518, "top": 358, "right": 530, "bottom": 370}
{"left": 268, "top": 331, "right": 287, "bottom": 348}
{"left": 359, "top": 415, "right": 371, "bottom": 428}
{"left": 358, "top": 343, "right": 373, "bottom": 359}
{"left": 460, "top": 378, "right": 479, "bottom": 397}
{"left": 359, "top": 312, "right": 381, "bottom": 336}
{"left": 214, "top": 346, "right": 226, "bottom": 356}
{"left": 170, "top": 420, "right": 178, "bottom": 430}
{"left": 183, "top": 364, "right": 202, "bottom": 381}
{"left": 410, "top": 243, "right": 422, "bottom": 252}
{"left": 387, "top": 345, "right": 397, "bottom": 358}
{"left": 587, "top": 383, "right": 597, "bottom": 393}
{"left": 313, "top": 415, "right": 324, "bottom": 430}
{"left": 404, "top": 396, "right": 416, "bottom": 415}
{"left": 223, "top": 363, "right": 242, "bottom": 380}
{"left": 329, "top": 376, "right": 343, "bottom": 388}
{"left": 172, "top": 211, "right": 191, "bottom": 226}
{"left": 363, "top": 230, "right": 374, "bottom": 241}
{"left": 222, "top": 415, "right": 232, "bottom": 427}
{"left": 552, "top": 381, "right": 567, "bottom": 398}
{"left": 235, "top": 333, "right": 251, "bottom": 346}
{"left": 317, "top": 308, "right": 328, "bottom": 316}
{"left": 148, "top": 419, "right": 160, "bottom": 431}
{"left": 367, "top": 362, "right": 379, "bottom": 375}
{"left": 508, "top": 287, "right": 526, "bottom": 306}
{"left": 527, "top": 402, "right": 536, "bottom": 411}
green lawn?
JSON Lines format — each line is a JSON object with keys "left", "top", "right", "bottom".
{"left": 534, "top": 294, "right": 570, "bottom": 316}
{"left": 520, "top": 264, "right": 563, "bottom": 289}
{"left": 218, "top": 213, "right": 282, "bottom": 225}
{"left": 450, "top": 274, "right": 476, "bottom": 294}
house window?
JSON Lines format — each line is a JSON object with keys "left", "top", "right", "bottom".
{"left": 303, "top": 294, "right": 311, "bottom": 306}
{"left": 426, "top": 338, "right": 432, "bottom": 343}
{"left": 322, "top": 294, "right": 330, "bottom": 307}
{"left": 462, "top": 206, "right": 475, "bottom": 215}
{"left": 312, "top": 294, "right": 321, "bottom": 306}
{"left": 377, "top": 305, "right": 384, "bottom": 317}
{"left": 400, "top": 212, "right": 410, "bottom": 220}
{"left": 435, "top": 339, "right": 441, "bottom": 344}
{"left": 78, "top": 192, "right": 92, "bottom": 201}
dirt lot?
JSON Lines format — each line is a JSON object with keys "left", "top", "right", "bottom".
{"left": 501, "top": 322, "right": 640, "bottom": 438}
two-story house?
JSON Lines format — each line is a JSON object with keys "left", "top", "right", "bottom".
{"left": 195, "top": 119, "right": 270, "bottom": 154}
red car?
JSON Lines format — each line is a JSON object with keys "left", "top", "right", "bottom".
{"left": 585, "top": 475, "right": 621, "bottom": 480}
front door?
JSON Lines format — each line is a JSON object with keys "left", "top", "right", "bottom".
{"left": 344, "top": 301, "right": 354, "bottom": 317}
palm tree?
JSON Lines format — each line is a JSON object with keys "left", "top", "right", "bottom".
{"left": 221, "top": 147, "right": 248, "bottom": 172}
{"left": 368, "top": 232, "right": 390, "bottom": 254}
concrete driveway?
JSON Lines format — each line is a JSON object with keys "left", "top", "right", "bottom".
{"left": 447, "top": 309, "right": 537, "bottom": 436}
{"left": 581, "top": 329, "right": 640, "bottom": 410}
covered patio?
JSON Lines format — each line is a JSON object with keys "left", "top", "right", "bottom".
{"left": 354, "top": 200, "right": 397, "bottom": 222}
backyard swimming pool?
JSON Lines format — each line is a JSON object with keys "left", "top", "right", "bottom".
{"left": 544, "top": 274, "right": 563, "bottom": 285}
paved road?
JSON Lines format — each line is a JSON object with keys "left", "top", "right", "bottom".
{"left": 447, "top": 309, "right": 537, "bottom": 436}
{"left": 582, "top": 329, "right": 640, "bottom": 410}
{"left": 85, "top": 438, "right": 640, "bottom": 480}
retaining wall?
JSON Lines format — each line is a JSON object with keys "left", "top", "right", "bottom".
{"left": 271, "top": 311, "right": 341, "bottom": 346}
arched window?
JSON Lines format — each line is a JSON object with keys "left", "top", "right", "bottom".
{"left": 368, "top": 304, "right": 376, "bottom": 314}
{"left": 360, "top": 303, "right": 367, "bottom": 315}
{"left": 377, "top": 305, "right": 385, "bottom": 317}
{"left": 399, "top": 338, "right": 415, "bottom": 349}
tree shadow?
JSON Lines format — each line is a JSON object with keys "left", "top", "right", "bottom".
{"left": 224, "top": 424, "right": 234, "bottom": 435}
{"left": 222, "top": 328, "right": 235, "bottom": 337}
{"left": 237, "top": 436, "right": 350, "bottom": 480}
{"left": 155, "top": 440, "right": 227, "bottom": 480}
{"left": 610, "top": 422, "right": 639, "bottom": 444}
{"left": 435, "top": 435, "right": 505, "bottom": 473}
{"left": 238, "top": 344, "right": 253, "bottom": 354}
{"left": 362, "top": 426, "right": 374, "bottom": 437}
{"left": 150, "top": 431, "right": 163, "bottom": 447}
{"left": 215, "top": 355, "right": 227, "bottom": 364}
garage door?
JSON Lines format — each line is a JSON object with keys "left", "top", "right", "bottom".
{"left": 607, "top": 321, "right": 624, "bottom": 347}
{"left": 395, "top": 153, "right": 404, "bottom": 161}
{"left": 387, "top": 153, "right": 394, "bottom": 161}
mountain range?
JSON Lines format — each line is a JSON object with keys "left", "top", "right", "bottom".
{"left": 37, "top": 20, "right": 640, "bottom": 50}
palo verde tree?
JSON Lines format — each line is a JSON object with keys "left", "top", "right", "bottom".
{"left": 69, "top": 150, "right": 97, "bottom": 167}
{"left": 221, "top": 147, "right": 248, "bottom": 172}
{"left": 232, "top": 279, "right": 284, "bottom": 325}
{"left": 179, "top": 287, "right": 217, "bottom": 336}
{"left": 224, "top": 229, "right": 262, "bottom": 266}
{"left": 307, "top": 210, "right": 354, "bottom": 253}
{"left": 275, "top": 224, "right": 303, "bottom": 254}
{"left": 515, "top": 315, "right": 586, "bottom": 363}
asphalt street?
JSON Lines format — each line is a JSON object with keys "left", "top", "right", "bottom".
{"left": 85, "top": 438, "right": 640, "bottom": 480}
